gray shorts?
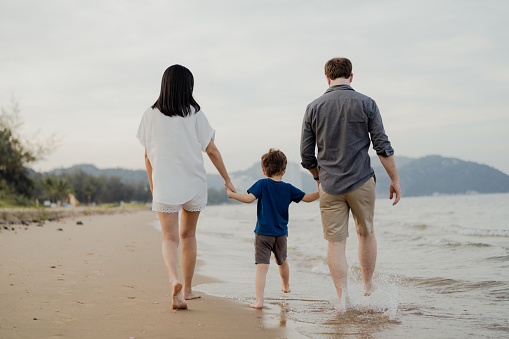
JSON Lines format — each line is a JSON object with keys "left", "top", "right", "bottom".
{"left": 255, "top": 234, "right": 287, "bottom": 265}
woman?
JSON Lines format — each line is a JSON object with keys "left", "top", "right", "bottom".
{"left": 136, "top": 65, "right": 235, "bottom": 309}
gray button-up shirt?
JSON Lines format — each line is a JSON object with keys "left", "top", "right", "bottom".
{"left": 300, "top": 84, "right": 394, "bottom": 195}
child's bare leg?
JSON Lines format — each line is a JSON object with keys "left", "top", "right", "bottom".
{"left": 278, "top": 259, "right": 291, "bottom": 293}
{"left": 250, "top": 264, "right": 270, "bottom": 309}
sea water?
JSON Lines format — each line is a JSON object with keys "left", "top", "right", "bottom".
{"left": 152, "top": 193, "right": 509, "bottom": 338}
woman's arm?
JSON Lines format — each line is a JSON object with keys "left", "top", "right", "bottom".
{"left": 226, "top": 187, "right": 256, "bottom": 203}
{"left": 144, "top": 148, "right": 153, "bottom": 194}
{"left": 205, "top": 139, "right": 236, "bottom": 192}
{"left": 302, "top": 191, "right": 319, "bottom": 203}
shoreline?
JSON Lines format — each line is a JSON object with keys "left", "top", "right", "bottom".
{"left": 0, "top": 206, "right": 145, "bottom": 225}
{"left": 0, "top": 210, "right": 296, "bottom": 338}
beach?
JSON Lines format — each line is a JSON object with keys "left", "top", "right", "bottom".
{"left": 0, "top": 210, "right": 295, "bottom": 338}
{"left": 2, "top": 193, "right": 508, "bottom": 338}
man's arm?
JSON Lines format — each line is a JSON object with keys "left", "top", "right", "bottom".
{"left": 300, "top": 108, "right": 318, "bottom": 175}
{"left": 144, "top": 148, "right": 153, "bottom": 194}
{"left": 302, "top": 191, "right": 319, "bottom": 202}
{"left": 226, "top": 187, "right": 256, "bottom": 204}
{"left": 378, "top": 155, "right": 401, "bottom": 205}
{"left": 368, "top": 101, "right": 394, "bottom": 157}
{"left": 301, "top": 110, "right": 320, "bottom": 190}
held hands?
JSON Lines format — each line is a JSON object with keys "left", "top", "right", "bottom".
{"left": 390, "top": 180, "right": 401, "bottom": 206}
{"left": 224, "top": 180, "right": 236, "bottom": 198}
{"left": 225, "top": 186, "right": 234, "bottom": 199}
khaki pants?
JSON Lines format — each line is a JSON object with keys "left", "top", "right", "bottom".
{"left": 319, "top": 176, "right": 376, "bottom": 242}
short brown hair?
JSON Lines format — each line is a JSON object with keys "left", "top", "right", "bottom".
{"left": 324, "top": 58, "right": 352, "bottom": 80}
{"left": 261, "top": 148, "right": 287, "bottom": 177}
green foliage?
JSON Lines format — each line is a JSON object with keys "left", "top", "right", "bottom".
{"left": 1, "top": 98, "right": 57, "bottom": 201}
{"left": 30, "top": 170, "right": 152, "bottom": 205}
{"left": 0, "top": 189, "right": 34, "bottom": 208}
{"left": 0, "top": 117, "right": 35, "bottom": 197}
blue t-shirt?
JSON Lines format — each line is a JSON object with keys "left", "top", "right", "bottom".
{"left": 247, "top": 178, "right": 306, "bottom": 236}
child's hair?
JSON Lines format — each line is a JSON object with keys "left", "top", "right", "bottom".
{"left": 261, "top": 148, "right": 287, "bottom": 177}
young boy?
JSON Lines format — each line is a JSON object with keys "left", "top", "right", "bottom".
{"left": 225, "top": 148, "right": 319, "bottom": 309}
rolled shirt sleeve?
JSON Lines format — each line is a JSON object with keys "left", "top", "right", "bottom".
{"left": 300, "top": 106, "right": 318, "bottom": 170}
{"left": 367, "top": 100, "right": 394, "bottom": 157}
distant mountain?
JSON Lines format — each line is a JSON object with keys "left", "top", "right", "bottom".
{"left": 41, "top": 155, "right": 509, "bottom": 198}
{"left": 211, "top": 155, "right": 509, "bottom": 197}
{"left": 45, "top": 164, "right": 148, "bottom": 184}
{"left": 373, "top": 155, "right": 509, "bottom": 196}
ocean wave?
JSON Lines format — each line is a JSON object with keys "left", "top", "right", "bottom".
{"left": 430, "top": 238, "right": 492, "bottom": 247}
{"left": 407, "top": 277, "right": 507, "bottom": 294}
{"left": 486, "top": 254, "right": 509, "bottom": 262}
{"left": 310, "top": 263, "right": 330, "bottom": 275}
{"left": 410, "top": 224, "right": 428, "bottom": 230}
{"left": 450, "top": 225, "right": 509, "bottom": 237}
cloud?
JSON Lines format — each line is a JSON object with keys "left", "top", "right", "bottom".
{"left": 1, "top": 0, "right": 508, "bottom": 175}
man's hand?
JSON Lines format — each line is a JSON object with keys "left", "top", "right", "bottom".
{"left": 390, "top": 180, "right": 401, "bottom": 206}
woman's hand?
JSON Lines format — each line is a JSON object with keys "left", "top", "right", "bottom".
{"left": 225, "top": 186, "right": 234, "bottom": 198}
{"left": 224, "top": 180, "right": 236, "bottom": 193}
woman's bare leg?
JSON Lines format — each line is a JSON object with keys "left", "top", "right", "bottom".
{"left": 158, "top": 212, "right": 187, "bottom": 309}
{"left": 180, "top": 209, "right": 201, "bottom": 300}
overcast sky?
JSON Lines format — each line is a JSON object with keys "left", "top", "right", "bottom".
{"left": 1, "top": 0, "right": 508, "bottom": 175}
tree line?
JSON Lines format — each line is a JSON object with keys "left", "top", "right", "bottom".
{"left": 0, "top": 99, "right": 151, "bottom": 207}
{"left": 31, "top": 170, "right": 151, "bottom": 206}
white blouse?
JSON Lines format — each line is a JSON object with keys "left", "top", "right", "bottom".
{"left": 136, "top": 107, "right": 215, "bottom": 205}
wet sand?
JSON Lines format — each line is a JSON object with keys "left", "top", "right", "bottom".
{"left": 0, "top": 210, "right": 292, "bottom": 338}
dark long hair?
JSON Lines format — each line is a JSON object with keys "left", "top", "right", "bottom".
{"left": 151, "top": 65, "right": 201, "bottom": 117}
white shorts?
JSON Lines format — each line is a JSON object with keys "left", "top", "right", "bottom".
{"left": 152, "top": 186, "right": 208, "bottom": 213}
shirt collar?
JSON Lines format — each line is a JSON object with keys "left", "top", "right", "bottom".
{"left": 324, "top": 84, "right": 355, "bottom": 94}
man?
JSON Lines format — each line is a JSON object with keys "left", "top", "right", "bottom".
{"left": 300, "top": 57, "right": 401, "bottom": 311}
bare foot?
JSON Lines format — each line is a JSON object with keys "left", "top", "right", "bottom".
{"left": 334, "top": 294, "right": 351, "bottom": 313}
{"left": 184, "top": 291, "right": 201, "bottom": 300}
{"left": 171, "top": 281, "right": 188, "bottom": 310}
{"left": 249, "top": 300, "right": 263, "bottom": 309}
{"left": 281, "top": 284, "right": 291, "bottom": 293}
{"left": 364, "top": 282, "right": 375, "bottom": 296}
{"left": 334, "top": 305, "right": 347, "bottom": 313}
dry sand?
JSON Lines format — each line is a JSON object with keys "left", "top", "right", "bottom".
{"left": 0, "top": 210, "right": 297, "bottom": 338}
